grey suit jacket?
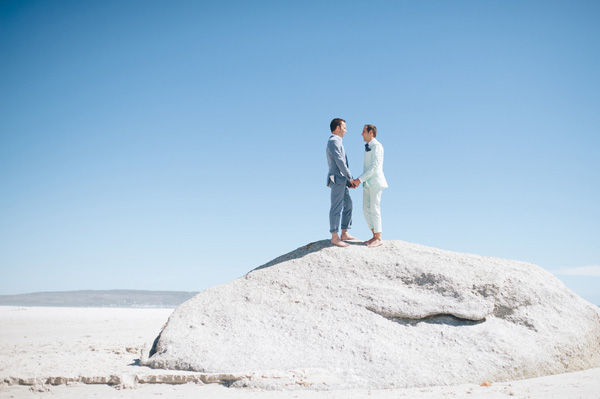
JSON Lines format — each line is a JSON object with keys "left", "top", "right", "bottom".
{"left": 326, "top": 135, "right": 352, "bottom": 187}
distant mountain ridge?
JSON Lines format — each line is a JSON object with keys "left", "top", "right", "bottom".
{"left": 0, "top": 290, "right": 199, "bottom": 308}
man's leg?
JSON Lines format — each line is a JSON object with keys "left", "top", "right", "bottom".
{"left": 368, "top": 188, "right": 383, "bottom": 248}
{"left": 329, "top": 184, "right": 349, "bottom": 247}
{"left": 340, "top": 186, "right": 356, "bottom": 241}
{"left": 363, "top": 186, "right": 376, "bottom": 245}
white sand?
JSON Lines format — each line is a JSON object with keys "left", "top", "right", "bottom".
{"left": 1, "top": 306, "right": 599, "bottom": 399}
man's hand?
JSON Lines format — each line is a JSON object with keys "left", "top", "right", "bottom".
{"left": 349, "top": 179, "right": 360, "bottom": 188}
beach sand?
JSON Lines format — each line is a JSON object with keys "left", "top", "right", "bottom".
{"left": 1, "top": 306, "right": 598, "bottom": 398}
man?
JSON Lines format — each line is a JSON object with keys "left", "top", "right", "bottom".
{"left": 326, "top": 118, "right": 357, "bottom": 247}
{"left": 350, "top": 124, "right": 388, "bottom": 248}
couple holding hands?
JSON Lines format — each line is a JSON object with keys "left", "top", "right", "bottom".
{"left": 326, "top": 118, "right": 388, "bottom": 248}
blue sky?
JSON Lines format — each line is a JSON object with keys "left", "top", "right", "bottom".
{"left": 1, "top": 0, "right": 599, "bottom": 304}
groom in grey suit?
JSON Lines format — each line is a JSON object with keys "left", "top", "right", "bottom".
{"left": 326, "top": 118, "right": 357, "bottom": 247}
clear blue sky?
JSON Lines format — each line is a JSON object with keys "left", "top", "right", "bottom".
{"left": 1, "top": 0, "right": 599, "bottom": 304}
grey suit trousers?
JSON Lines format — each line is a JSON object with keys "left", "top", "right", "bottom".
{"left": 329, "top": 183, "right": 353, "bottom": 234}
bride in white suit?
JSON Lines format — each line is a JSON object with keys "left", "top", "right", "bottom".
{"left": 350, "top": 124, "right": 388, "bottom": 248}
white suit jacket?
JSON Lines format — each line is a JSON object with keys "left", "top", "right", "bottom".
{"left": 358, "top": 138, "right": 388, "bottom": 189}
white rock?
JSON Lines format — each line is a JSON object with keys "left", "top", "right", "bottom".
{"left": 143, "top": 240, "right": 600, "bottom": 389}
{"left": 114, "top": 373, "right": 139, "bottom": 390}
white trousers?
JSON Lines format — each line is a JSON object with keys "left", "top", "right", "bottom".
{"left": 363, "top": 185, "right": 383, "bottom": 234}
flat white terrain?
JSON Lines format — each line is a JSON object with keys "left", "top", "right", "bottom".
{"left": 0, "top": 306, "right": 598, "bottom": 399}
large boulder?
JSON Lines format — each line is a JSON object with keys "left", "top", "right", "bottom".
{"left": 143, "top": 240, "right": 600, "bottom": 389}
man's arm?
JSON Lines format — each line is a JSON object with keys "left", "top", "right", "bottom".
{"left": 328, "top": 140, "right": 353, "bottom": 180}
{"left": 356, "top": 144, "right": 384, "bottom": 184}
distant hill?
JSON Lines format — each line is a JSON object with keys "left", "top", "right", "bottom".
{"left": 0, "top": 290, "right": 199, "bottom": 308}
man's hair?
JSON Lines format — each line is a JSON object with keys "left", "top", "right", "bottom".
{"left": 365, "top": 124, "right": 377, "bottom": 137}
{"left": 330, "top": 118, "right": 346, "bottom": 133}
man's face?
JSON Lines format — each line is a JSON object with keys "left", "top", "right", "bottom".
{"left": 336, "top": 121, "right": 347, "bottom": 137}
{"left": 361, "top": 126, "right": 372, "bottom": 143}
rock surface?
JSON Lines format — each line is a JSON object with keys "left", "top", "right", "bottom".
{"left": 143, "top": 240, "right": 600, "bottom": 389}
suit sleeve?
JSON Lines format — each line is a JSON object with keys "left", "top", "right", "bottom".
{"left": 328, "top": 140, "right": 353, "bottom": 180}
{"left": 358, "top": 144, "right": 383, "bottom": 183}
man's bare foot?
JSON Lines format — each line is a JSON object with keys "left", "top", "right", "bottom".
{"left": 331, "top": 237, "right": 350, "bottom": 247}
{"left": 367, "top": 238, "right": 383, "bottom": 248}
{"left": 340, "top": 233, "right": 358, "bottom": 241}
{"left": 363, "top": 229, "right": 375, "bottom": 245}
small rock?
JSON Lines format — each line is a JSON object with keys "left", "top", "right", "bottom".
{"left": 114, "top": 374, "right": 139, "bottom": 390}
{"left": 29, "top": 383, "right": 50, "bottom": 393}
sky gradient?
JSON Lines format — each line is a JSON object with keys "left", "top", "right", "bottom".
{"left": 1, "top": 0, "right": 599, "bottom": 304}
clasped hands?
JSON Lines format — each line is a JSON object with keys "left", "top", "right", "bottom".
{"left": 348, "top": 179, "right": 360, "bottom": 189}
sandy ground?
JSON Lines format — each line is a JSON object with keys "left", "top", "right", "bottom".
{"left": 1, "top": 306, "right": 599, "bottom": 399}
